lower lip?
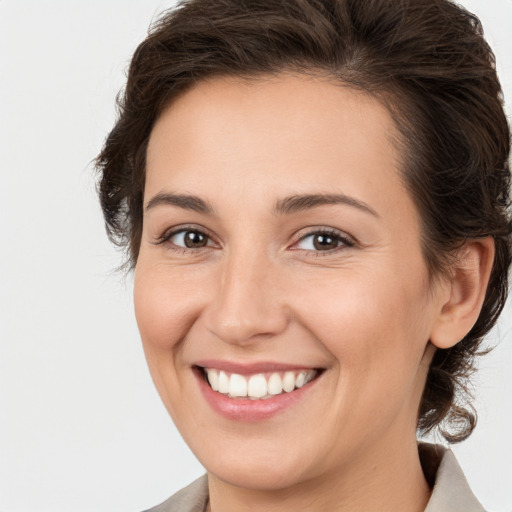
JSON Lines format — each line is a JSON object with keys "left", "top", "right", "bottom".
{"left": 194, "top": 368, "right": 320, "bottom": 422}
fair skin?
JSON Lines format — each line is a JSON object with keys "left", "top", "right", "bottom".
{"left": 134, "top": 73, "right": 494, "bottom": 512}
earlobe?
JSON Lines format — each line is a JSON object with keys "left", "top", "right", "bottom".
{"left": 429, "top": 237, "right": 495, "bottom": 350}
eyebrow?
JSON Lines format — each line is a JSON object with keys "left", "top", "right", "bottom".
{"left": 144, "top": 191, "right": 379, "bottom": 218}
{"left": 273, "top": 193, "right": 379, "bottom": 217}
{"left": 145, "top": 193, "right": 214, "bottom": 214}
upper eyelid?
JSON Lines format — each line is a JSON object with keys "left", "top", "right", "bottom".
{"left": 291, "top": 227, "right": 355, "bottom": 246}
{"left": 155, "top": 224, "right": 217, "bottom": 246}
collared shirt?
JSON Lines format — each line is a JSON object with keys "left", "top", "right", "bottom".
{"left": 144, "top": 443, "right": 485, "bottom": 512}
{"left": 421, "top": 444, "right": 485, "bottom": 512}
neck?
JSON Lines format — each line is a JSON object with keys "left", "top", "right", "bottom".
{"left": 206, "top": 432, "right": 431, "bottom": 512}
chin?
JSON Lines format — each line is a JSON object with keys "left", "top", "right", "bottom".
{"left": 203, "top": 453, "right": 314, "bottom": 491}
{"left": 178, "top": 422, "right": 329, "bottom": 492}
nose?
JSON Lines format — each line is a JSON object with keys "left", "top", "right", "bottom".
{"left": 203, "top": 249, "right": 289, "bottom": 346}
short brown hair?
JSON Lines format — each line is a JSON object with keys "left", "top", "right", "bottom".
{"left": 96, "top": 0, "right": 511, "bottom": 442}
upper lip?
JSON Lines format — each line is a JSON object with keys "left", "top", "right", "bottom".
{"left": 194, "top": 359, "right": 322, "bottom": 375}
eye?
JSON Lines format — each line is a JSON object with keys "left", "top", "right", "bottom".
{"left": 295, "top": 230, "right": 354, "bottom": 252}
{"left": 163, "top": 229, "right": 214, "bottom": 249}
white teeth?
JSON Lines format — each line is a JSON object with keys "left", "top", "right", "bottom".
{"left": 248, "top": 374, "right": 267, "bottom": 398}
{"left": 282, "top": 371, "right": 295, "bottom": 392}
{"left": 267, "top": 372, "right": 283, "bottom": 395}
{"left": 204, "top": 368, "right": 319, "bottom": 399}
{"left": 295, "top": 371, "right": 306, "bottom": 388}
{"left": 218, "top": 371, "right": 229, "bottom": 394}
{"left": 229, "top": 373, "right": 248, "bottom": 397}
{"left": 206, "top": 369, "right": 219, "bottom": 391}
{"left": 304, "top": 370, "right": 316, "bottom": 385}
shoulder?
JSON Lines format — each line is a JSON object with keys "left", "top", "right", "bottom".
{"left": 142, "top": 475, "right": 209, "bottom": 512}
{"left": 420, "top": 443, "right": 486, "bottom": 512}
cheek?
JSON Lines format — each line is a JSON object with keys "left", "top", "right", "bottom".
{"left": 133, "top": 261, "right": 210, "bottom": 421}
{"left": 294, "top": 264, "right": 432, "bottom": 386}
{"left": 133, "top": 262, "right": 206, "bottom": 352}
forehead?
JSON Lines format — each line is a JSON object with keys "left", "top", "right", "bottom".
{"left": 145, "top": 72, "right": 410, "bottom": 220}
{"left": 148, "top": 72, "right": 399, "bottom": 157}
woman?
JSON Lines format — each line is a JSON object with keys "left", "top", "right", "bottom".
{"left": 96, "top": 0, "right": 511, "bottom": 510}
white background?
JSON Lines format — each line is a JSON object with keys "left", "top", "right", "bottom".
{"left": 1, "top": 1, "right": 511, "bottom": 511}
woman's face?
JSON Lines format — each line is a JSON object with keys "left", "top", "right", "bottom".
{"left": 134, "top": 73, "right": 445, "bottom": 490}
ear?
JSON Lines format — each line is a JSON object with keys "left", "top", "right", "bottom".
{"left": 429, "top": 237, "right": 495, "bottom": 350}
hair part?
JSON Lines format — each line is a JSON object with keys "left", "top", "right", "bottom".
{"left": 96, "top": 0, "right": 512, "bottom": 442}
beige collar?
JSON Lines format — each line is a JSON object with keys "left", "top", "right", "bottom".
{"left": 420, "top": 443, "right": 485, "bottom": 512}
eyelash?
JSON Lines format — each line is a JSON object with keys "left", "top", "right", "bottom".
{"left": 155, "top": 226, "right": 355, "bottom": 256}
{"left": 154, "top": 225, "right": 216, "bottom": 254}
{"left": 292, "top": 228, "right": 355, "bottom": 256}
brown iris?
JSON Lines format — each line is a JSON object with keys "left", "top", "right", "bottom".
{"left": 313, "top": 234, "right": 339, "bottom": 251}
{"left": 184, "top": 231, "right": 208, "bottom": 248}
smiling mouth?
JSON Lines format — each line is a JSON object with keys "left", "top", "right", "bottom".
{"left": 197, "top": 366, "right": 322, "bottom": 400}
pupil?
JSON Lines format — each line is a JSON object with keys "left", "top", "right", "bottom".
{"left": 185, "top": 231, "right": 207, "bottom": 248}
{"left": 313, "top": 234, "right": 337, "bottom": 251}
